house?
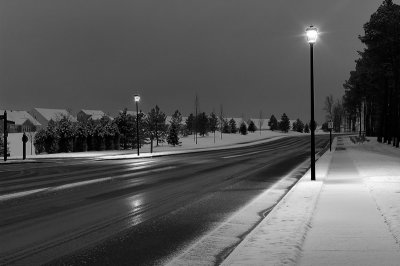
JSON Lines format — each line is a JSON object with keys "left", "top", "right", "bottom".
{"left": 77, "top": 109, "right": 112, "bottom": 121}
{"left": 118, "top": 110, "right": 137, "bottom": 116}
{"left": 228, "top": 118, "right": 247, "bottom": 128}
{"left": 29, "top": 108, "right": 77, "bottom": 128}
{"left": 0, "top": 110, "right": 41, "bottom": 132}
{"left": 248, "top": 118, "right": 270, "bottom": 130}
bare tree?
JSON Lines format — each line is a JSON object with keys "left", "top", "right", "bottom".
{"left": 258, "top": 110, "right": 264, "bottom": 135}
{"left": 219, "top": 104, "right": 224, "bottom": 139}
{"left": 194, "top": 94, "right": 199, "bottom": 144}
{"left": 332, "top": 99, "right": 345, "bottom": 133}
{"left": 324, "top": 95, "right": 334, "bottom": 121}
{"left": 27, "top": 129, "right": 35, "bottom": 155}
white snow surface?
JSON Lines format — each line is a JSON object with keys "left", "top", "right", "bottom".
{"left": 221, "top": 138, "right": 335, "bottom": 266}
{"left": 5, "top": 130, "right": 309, "bottom": 160}
{"left": 223, "top": 136, "right": 400, "bottom": 266}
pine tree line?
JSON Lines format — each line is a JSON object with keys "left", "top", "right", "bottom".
{"left": 32, "top": 105, "right": 308, "bottom": 154}
{"left": 343, "top": 0, "right": 400, "bottom": 147}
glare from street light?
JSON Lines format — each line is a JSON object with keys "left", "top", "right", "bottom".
{"left": 306, "top": 26, "right": 318, "bottom": 44}
{"left": 134, "top": 94, "right": 140, "bottom": 102}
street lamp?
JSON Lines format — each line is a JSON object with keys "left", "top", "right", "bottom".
{"left": 306, "top": 25, "right": 318, "bottom": 181}
{"left": 134, "top": 94, "right": 140, "bottom": 156}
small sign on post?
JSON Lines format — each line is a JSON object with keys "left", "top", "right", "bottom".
{"left": 22, "top": 132, "right": 28, "bottom": 160}
{"left": 328, "top": 120, "right": 333, "bottom": 151}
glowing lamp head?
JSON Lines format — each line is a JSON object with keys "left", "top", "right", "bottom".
{"left": 134, "top": 94, "right": 140, "bottom": 102}
{"left": 306, "top": 26, "right": 318, "bottom": 44}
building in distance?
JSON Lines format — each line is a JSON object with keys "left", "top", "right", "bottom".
{"left": 0, "top": 109, "right": 41, "bottom": 132}
{"left": 77, "top": 109, "right": 113, "bottom": 121}
{"left": 29, "top": 108, "right": 77, "bottom": 129}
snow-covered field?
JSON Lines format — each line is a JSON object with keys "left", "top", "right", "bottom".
{"left": 6, "top": 130, "right": 311, "bottom": 159}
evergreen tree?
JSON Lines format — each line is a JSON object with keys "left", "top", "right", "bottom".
{"left": 86, "top": 118, "right": 97, "bottom": 151}
{"left": 185, "top": 113, "right": 195, "bottom": 135}
{"left": 209, "top": 112, "right": 219, "bottom": 142}
{"left": 167, "top": 123, "right": 181, "bottom": 146}
{"left": 74, "top": 120, "right": 88, "bottom": 152}
{"left": 147, "top": 105, "right": 167, "bottom": 146}
{"left": 167, "top": 110, "right": 182, "bottom": 146}
{"left": 170, "top": 110, "right": 182, "bottom": 131}
{"left": 114, "top": 108, "right": 135, "bottom": 149}
{"left": 293, "top": 118, "right": 305, "bottom": 133}
{"left": 247, "top": 120, "right": 257, "bottom": 132}
{"left": 93, "top": 119, "right": 106, "bottom": 151}
{"left": 240, "top": 122, "right": 248, "bottom": 135}
{"left": 196, "top": 112, "right": 209, "bottom": 136}
{"left": 279, "top": 113, "right": 290, "bottom": 132}
{"left": 100, "top": 116, "right": 120, "bottom": 150}
{"left": 56, "top": 114, "right": 75, "bottom": 153}
{"left": 44, "top": 120, "right": 59, "bottom": 153}
{"left": 0, "top": 134, "right": 10, "bottom": 156}
{"left": 268, "top": 115, "right": 278, "bottom": 131}
{"left": 304, "top": 123, "right": 310, "bottom": 133}
{"left": 343, "top": 0, "right": 400, "bottom": 146}
{"left": 33, "top": 129, "right": 46, "bottom": 154}
{"left": 229, "top": 118, "right": 237, "bottom": 133}
{"left": 222, "top": 119, "right": 230, "bottom": 133}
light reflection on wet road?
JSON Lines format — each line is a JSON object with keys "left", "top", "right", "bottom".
{"left": 0, "top": 136, "right": 329, "bottom": 265}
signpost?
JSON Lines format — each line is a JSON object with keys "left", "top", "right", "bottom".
{"left": 0, "top": 110, "right": 16, "bottom": 161}
{"left": 22, "top": 132, "right": 28, "bottom": 160}
{"left": 328, "top": 120, "right": 333, "bottom": 151}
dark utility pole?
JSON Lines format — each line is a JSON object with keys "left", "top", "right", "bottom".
{"left": 310, "top": 42, "right": 316, "bottom": 181}
{"left": 220, "top": 104, "right": 223, "bottom": 140}
{"left": 330, "top": 129, "right": 332, "bottom": 151}
{"left": 1, "top": 110, "right": 15, "bottom": 161}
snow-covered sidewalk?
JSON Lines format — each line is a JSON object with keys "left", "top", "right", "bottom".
{"left": 222, "top": 136, "right": 400, "bottom": 265}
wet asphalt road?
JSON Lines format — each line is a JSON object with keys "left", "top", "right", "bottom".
{"left": 0, "top": 135, "right": 329, "bottom": 265}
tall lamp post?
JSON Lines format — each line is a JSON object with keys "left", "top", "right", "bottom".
{"left": 306, "top": 25, "right": 318, "bottom": 181}
{"left": 134, "top": 94, "right": 140, "bottom": 156}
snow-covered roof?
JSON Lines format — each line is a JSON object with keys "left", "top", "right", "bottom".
{"left": 0, "top": 110, "right": 41, "bottom": 126}
{"left": 33, "top": 108, "right": 77, "bottom": 122}
{"left": 79, "top": 109, "right": 112, "bottom": 120}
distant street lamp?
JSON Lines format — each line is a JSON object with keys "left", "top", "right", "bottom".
{"left": 306, "top": 25, "right": 318, "bottom": 181}
{"left": 134, "top": 94, "right": 141, "bottom": 156}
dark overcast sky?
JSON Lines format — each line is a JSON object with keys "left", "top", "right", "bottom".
{"left": 0, "top": 0, "right": 392, "bottom": 122}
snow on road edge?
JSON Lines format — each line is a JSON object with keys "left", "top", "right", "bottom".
{"left": 221, "top": 137, "right": 337, "bottom": 266}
